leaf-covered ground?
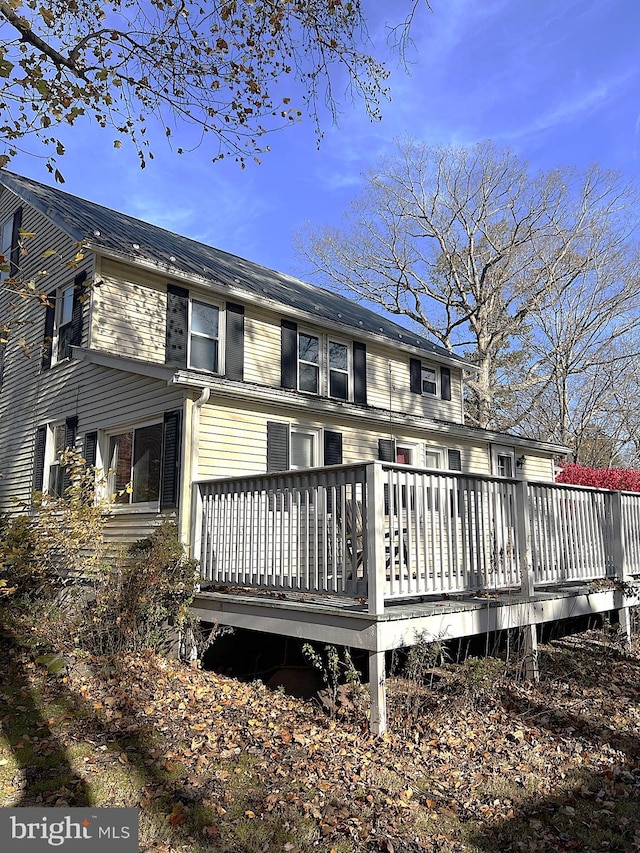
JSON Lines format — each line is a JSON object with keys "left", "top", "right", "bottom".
{"left": 1, "top": 623, "right": 639, "bottom": 852}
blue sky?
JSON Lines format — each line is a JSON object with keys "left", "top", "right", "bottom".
{"left": 8, "top": 0, "right": 640, "bottom": 282}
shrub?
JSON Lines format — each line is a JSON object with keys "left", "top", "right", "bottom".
{"left": 557, "top": 462, "right": 640, "bottom": 493}
{"left": 78, "top": 521, "right": 200, "bottom": 655}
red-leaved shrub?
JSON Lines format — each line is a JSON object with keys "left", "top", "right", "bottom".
{"left": 556, "top": 462, "right": 640, "bottom": 493}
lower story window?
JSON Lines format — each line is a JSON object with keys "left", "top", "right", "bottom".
{"left": 291, "top": 428, "right": 317, "bottom": 469}
{"left": 48, "top": 423, "right": 67, "bottom": 497}
{"left": 109, "top": 422, "right": 163, "bottom": 504}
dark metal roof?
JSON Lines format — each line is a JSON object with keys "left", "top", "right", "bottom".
{"left": 0, "top": 170, "right": 459, "bottom": 361}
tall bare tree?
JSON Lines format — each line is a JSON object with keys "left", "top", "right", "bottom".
{"left": 298, "top": 139, "right": 640, "bottom": 431}
{"left": 0, "top": 0, "right": 428, "bottom": 176}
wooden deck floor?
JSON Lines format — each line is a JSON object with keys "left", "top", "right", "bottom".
{"left": 193, "top": 581, "right": 638, "bottom": 651}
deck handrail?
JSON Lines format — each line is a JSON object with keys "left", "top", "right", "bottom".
{"left": 192, "top": 462, "right": 640, "bottom": 613}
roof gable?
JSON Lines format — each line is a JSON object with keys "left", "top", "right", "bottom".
{"left": 0, "top": 170, "right": 461, "bottom": 362}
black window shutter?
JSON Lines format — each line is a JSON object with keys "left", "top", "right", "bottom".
{"left": 166, "top": 284, "right": 189, "bottom": 368}
{"left": 324, "top": 430, "right": 343, "bottom": 466}
{"left": 353, "top": 341, "right": 367, "bottom": 404}
{"left": 225, "top": 302, "right": 244, "bottom": 381}
{"left": 33, "top": 426, "right": 47, "bottom": 493}
{"left": 62, "top": 416, "right": 79, "bottom": 495}
{"left": 41, "top": 291, "right": 56, "bottom": 370}
{"left": 70, "top": 270, "right": 87, "bottom": 350}
{"left": 281, "top": 320, "right": 297, "bottom": 389}
{"left": 267, "top": 421, "right": 290, "bottom": 471}
{"left": 448, "top": 449, "right": 462, "bottom": 471}
{"left": 9, "top": 207, "right": 22, "bottom": 276}
{"left": 378, "top": 438, "right": 396, "bottom": 462}
{"left": 441, "top": 366, "right": 452, "bottom": 401}
{"left": 161, "top": 410, "right": 182, "bottom": 509}
{"left": 84, "top": 431, "right": 98, "bottom": 468}
{"left": 410, "top": 358, "right": 422, "bottom": 395}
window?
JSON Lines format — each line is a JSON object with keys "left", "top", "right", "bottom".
{"left": 290, "top": 427, "right": 318, "bottom": 469}
{"left": 396, "top": 445, "right": 413, "bottom": 465}
{"left": 298, "top": 331, "right": 320, "bottom": 393}
{"left": 47, "top": 423, "right": 67, "bottom": 497}
{"left": 33, "top": 417, "right": 77, "bottom": 498}
{"left": 56, "top": 283, "right": 74, "bottom": 361}
{"left": 108, "top": 422, "right": 163, "bottom": 504}
{"left": 0, "top": 210, "right": 20, "bottom": 283}
{"left": 0, "top": 216, "right": 13, "bottom": 282}
{"left": 189, "top": 299, "right": 220, "bottom": 372}
{"left": 425, "top": 447, "right": 444, "bottom": 469}
{"left": 421, "top": 365, "right": 438, "bottom": 396}
{"left": 281, "top": 321, "right": 367, "bottom": 404}
{"left": 328, "top": 340, "right": 349, "bottom": 400}
{"left": 410, "top": 359, "right": 452, "bottom": 401}
{"left": 493, "top": 445, "right": 515, "bottom": 478}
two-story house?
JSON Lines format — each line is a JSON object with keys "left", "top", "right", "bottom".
{"left": 0, "top": 170, "right": 567, "bottom": 550}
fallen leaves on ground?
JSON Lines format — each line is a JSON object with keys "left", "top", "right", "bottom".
{"left": 0, "top": 626, "right": 639, "bottom": 852}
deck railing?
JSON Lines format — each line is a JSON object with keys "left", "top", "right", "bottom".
{"left": 192, "top": 462, "right": 640, "bottom": 614}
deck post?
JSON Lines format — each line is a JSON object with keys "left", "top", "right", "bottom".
{"left": 516, "top": 480, "right": 539, "bottom": 682}
{"left": 610, "top": 492, "right": 632, "bottom": 650}
{"left": 368, "top": 649, "right": 387, "bottom": 736}
{"left": 366, "top": 462, "right": 386, "bottom": 617}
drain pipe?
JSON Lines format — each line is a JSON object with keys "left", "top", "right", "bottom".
{"left": 186, "top": 386, "right": 211, "bottom": 558}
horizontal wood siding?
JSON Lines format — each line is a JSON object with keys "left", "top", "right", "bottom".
{"left": 196, "top": 399, "right": 510, "bottom": 481}
{"left": 243, "top": 308, "right": 281, "bottom": 386}
{"left": 366, "top": 340, "right": 464, "bottom": 421}
{"left": 0, "top": 355, "right": 185, "bottom": 512}
{"left": 0, "top": 187, "right": 94, "bottom": 507}
{"left": 92, "top": 260, "right": 166, "bottom": 363}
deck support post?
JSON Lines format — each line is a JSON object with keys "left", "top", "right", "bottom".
{"left": 516, "top": 480, "right": 539, "bottom": 682}
{"left": 615, "top": 601, "right": 632, "bottom": 651}
{"left": 368, "top": 649, "right": 387, "bottom": 736}
{"left": 611, "top": 492, "right": 632, "bottom": 651}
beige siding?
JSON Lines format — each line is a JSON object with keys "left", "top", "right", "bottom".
{"left": 366, "top": 339, "right": 464, "bottom": 422}
{"left": 0, "top": 186, "right": 94, "bottom": 506}
{"left": 197, "top": 398, "right": 496, "bottom": 481}
{"left": 244, "top": 308, "right": 281, "bottom": 386}
{"left": 522, "top": 453, "right": 555, "bottom": 482}
{"left": 92, "top": 259, "right": 166, "bottom": 363}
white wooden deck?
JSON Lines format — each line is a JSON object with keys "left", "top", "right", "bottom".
{"left": 190, "top": 462, "right": 640, "bottom": 733}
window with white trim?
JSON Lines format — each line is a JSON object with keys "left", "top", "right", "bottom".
{"left": 0, "top": 215, "right": 14, "bottom": 283}
{"left": 421, "top": 364, "right": 438, "bottom": 396}
{"left": 108, "top": 421, "right": 163, "bottom": 505}
{"left": 328, "top": 339, "right": 350, "bottom": 400}
{"left": 47, "top": 423, "right": 67, "bottom": 497}
{"left": 424, "top": 446, "right": 444, "bottom": 469}
{"left": 189, "top": 299, "right": 221, "bottom": 372}
{"left": 297, "top": 331, "right": 320, "bottom": 393}
{"left": 290, "top": 427, "right": 318, "bottom": 469}
{"left": 55, "top": 283, "right": 74, "bottom": 362}
{"left": 493, "top": 445, "right": 516, "bottom": 478}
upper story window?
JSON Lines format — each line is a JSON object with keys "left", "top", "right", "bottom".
{"left": 410, "top": 358, "right": 452, "bottom": 402}
{"left": 328, "top": 340, "right": 350, "bottom": 400}
{"left": 298, "top": 331, "right": 320, "bottom": 393}
{"left": 56, "top": 283, "right": 75, "bottom": 361}
{"left": 189, "top": 299, "right": 220, "bottom": 372}
{"left": 0, "top": 209, "right": 20, "bottom": 283}
{"left": 281, "top": 320, "right": 367, "bottom": 404}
